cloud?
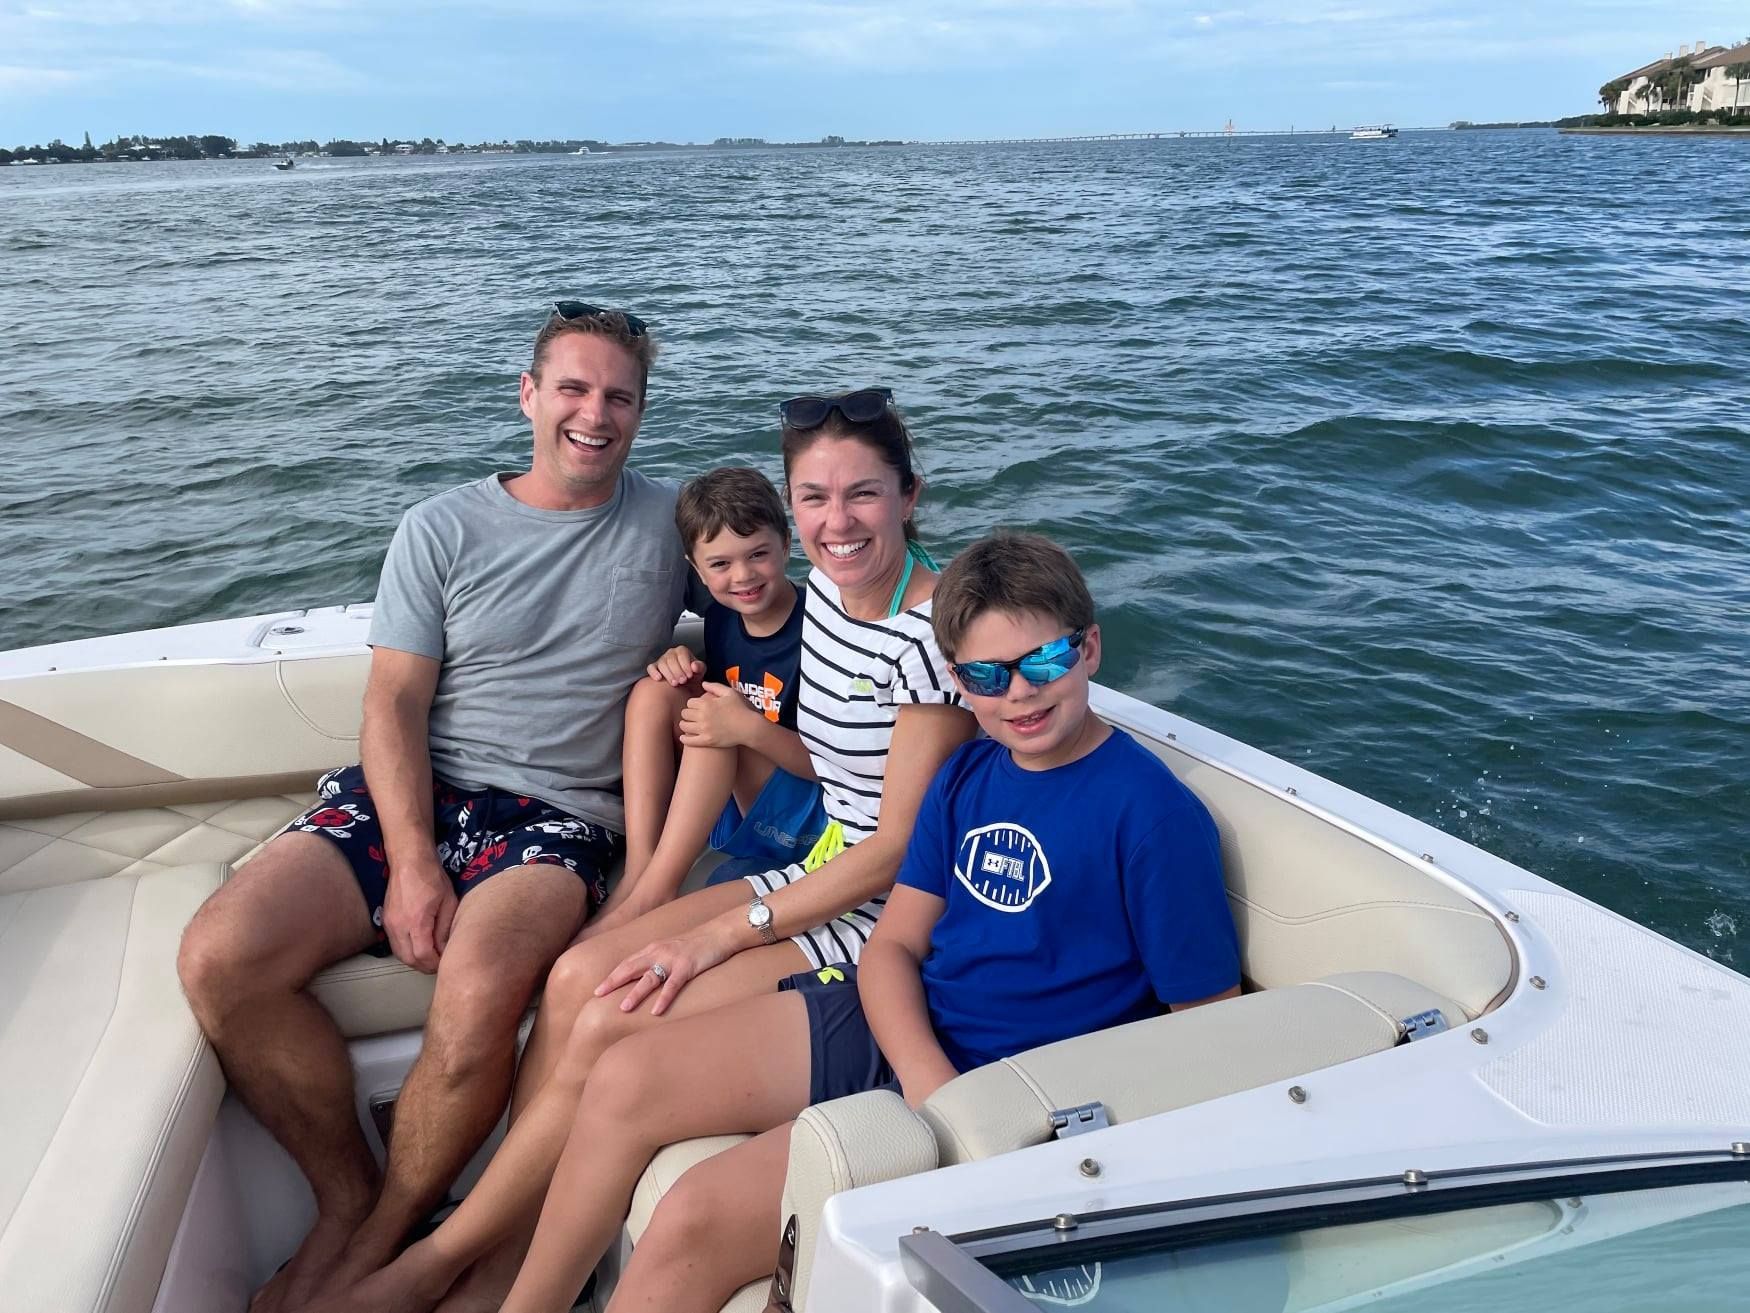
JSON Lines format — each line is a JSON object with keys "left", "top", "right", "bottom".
{"left": 106, "top": 48, "right": 376, "bottom": 93}
{"left": 0, "top": 63, "right": 81, "bottom": 93}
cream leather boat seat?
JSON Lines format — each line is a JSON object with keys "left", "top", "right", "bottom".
{"left": 0, "top": 861, "right": 227, "bottom": 1313}
{"left": 776, "top": 970, "right": 1472, "bottom": 1311}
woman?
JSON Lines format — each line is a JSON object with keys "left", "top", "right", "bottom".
{"left": 323, "top": 389, "right": 974, "bottom": 1313}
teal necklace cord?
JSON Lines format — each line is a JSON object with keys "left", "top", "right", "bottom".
{"left": 886, "top": 539, "right": 940, "bottom": 618}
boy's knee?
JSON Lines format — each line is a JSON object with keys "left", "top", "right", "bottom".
{"left": 627, "top": 677, "right": 688, "bottom": 724}
{"left": 642, "top": 1168, "right": 722, "bottom": 1254}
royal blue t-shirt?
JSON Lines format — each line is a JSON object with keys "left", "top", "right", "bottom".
{"left": 896, "top": 729, "right": 1239, "bottom": 1073}
{"left": 702, "top": 582, "right": 805, "bottom": 730}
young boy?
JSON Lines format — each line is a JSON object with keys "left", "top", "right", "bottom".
{"left": 596, "top": 466, "right": 826, "bottom": 934}
{"left": 807, "top": 528, "right": 1241, "bottom": 1105}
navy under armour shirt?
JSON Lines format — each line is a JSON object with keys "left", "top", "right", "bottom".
{"left": 702, "top": 583, "right": 806, "bottom": 729}
{"left": 896, "top": 730, "right": 1240, "bottom": 1073}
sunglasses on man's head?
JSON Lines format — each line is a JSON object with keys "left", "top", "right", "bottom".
{"left": 951, "top": 629, "right": 1087, "bottom": 698}
{"left": 551, "top": 301, "right": 648, "bottom": 337}
{"left": 778, "top": 387, "right": 894, "bottom": 431}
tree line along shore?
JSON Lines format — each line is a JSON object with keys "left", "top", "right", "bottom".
{"left": 2, "top": 132, "right": 907, "bottom": 166}
{"left": 3, "top": 134, "right": 617, "bottom": 165}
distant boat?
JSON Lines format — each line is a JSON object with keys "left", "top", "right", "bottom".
{"left": 273, "top": 157, "right": 295, "bottom": 170}
{"left": 1350, "top": 125, "right": 1399, "bottom": 140}
{"left": 571, "top": 146, "right": 591, "bottom": 155}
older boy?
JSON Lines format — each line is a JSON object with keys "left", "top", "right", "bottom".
{"left": 606, "top": 531, "right": 1241, "bottom": 1310}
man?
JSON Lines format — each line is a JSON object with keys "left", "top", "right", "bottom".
{"left": 176, "top": 303, "right": 700, "bottom": 1313}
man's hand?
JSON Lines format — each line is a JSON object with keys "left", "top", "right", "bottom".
{"left": 382, "top": 859, "right": 457, "bottom": 973}
{"left": 647, "top": 645, "right": 706, "bottom": 688}
{"left": 678, "top": 681, "right": 760, "bottom": 749}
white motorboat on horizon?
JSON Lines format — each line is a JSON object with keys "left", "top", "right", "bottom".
{"left": 1350, "top": 125, "right": 1399, "bottom": 139}
{"left": 1, "top": 603, "right": 1746, "bottom": 1313}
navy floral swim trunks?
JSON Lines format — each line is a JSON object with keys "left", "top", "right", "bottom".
{"left": 281, "top": 763, "right": 621, "bottom": 955}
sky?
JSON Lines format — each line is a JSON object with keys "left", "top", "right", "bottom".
{"left": 3, "top": 1, "right": 1747, "bottom": 146}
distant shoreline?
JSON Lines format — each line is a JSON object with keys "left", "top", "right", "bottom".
{"left": 1559, "top": 125, "right": 1750, "bottom": 136}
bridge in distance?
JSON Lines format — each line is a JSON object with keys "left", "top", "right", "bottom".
{"left": 927, "top": 127, "right": 1439, "bottom": 145}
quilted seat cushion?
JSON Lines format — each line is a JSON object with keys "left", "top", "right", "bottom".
{"left": 0, "top": 862, "right": 227, "bottom": 1313}
{"left": 0, "top": 794, "right": 310, "bottom": 895}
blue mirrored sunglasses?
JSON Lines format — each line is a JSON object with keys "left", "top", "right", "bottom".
{"left": 951, "top": 629, "right": 1086, "bottom": 698}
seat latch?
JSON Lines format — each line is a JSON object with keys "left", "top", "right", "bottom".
{"left": 1400, "top": 1009, "right": 1450, "bottom": 1042}
{"left": 1048, "top": 1101, "right": 1111, "bottom": 1138}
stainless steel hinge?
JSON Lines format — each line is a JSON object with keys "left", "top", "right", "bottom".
{"left": 1049, "top": 1101, "right": 1111, "bottom": 1138}
{"left": 1400, "top": 1009, "right": 1450, "bottom": 1042}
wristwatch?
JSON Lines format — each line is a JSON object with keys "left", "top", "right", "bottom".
{"left": 747, "top": 893, "right": 778, "bottom": 945}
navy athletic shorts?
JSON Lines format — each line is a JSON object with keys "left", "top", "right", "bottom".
{"left": 281, "top": 763, "right": 622, "bottom": 956}
{"left": 779, "top": 964, "right": 899, "bottom": 1105}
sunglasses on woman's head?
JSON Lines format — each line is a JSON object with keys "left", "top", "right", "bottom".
{"left": 551, "top": 301, "right": 648, "bottom": 337}
{"left": 778, "top": 387, "right": 894, "bottom": 431}
{"left": 951, "top": 629, "right": 1086, "bottom": 698}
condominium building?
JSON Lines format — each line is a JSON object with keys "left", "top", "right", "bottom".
{"left": 1605, "top": 39, "right": 1750, "bottom": 114}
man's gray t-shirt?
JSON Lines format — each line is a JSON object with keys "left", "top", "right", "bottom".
{"left": 369, "top": 469, "right": 699, "bottom": 833}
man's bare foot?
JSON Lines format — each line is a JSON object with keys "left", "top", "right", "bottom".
{"left": 248, "top": 1209, "right": 368, "bottom": 1313}
{"left": 299, "top": 1240, "right": 460, "bottom": 1313}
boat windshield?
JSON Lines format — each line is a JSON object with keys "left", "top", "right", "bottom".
{"left": 901, "top": 1157, "right": 1750, "bottom": 1312}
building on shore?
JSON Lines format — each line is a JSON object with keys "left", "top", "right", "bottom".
{"left": 1605, "top": 39, "right": 1750, "bottom": 114}
{"left": 1690, "top": 42, "right": 1750, "bottom": 112}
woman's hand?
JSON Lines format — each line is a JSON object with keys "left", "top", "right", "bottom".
{"left": 679, "top": 682, "right": 761, "bottom": 749}
{"left": 594, "top": 922, "right": 737, "bottom": 1016}
{"left": 647, "top": 645, "right": 705, "bottom": 688}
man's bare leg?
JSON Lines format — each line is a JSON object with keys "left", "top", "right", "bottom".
{"left": 176, "top": 832, "right": 379, "bottom": 1313}
{"left": 307, "top": 862, "right": 590, "bottom": 1302}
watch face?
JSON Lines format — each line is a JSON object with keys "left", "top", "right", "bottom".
{"left": 749, "top": 900, "right": 773, "bottom": 929}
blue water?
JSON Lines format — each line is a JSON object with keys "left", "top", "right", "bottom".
{"left": 2, "top": 131, "right": 1745, "bottom": 962}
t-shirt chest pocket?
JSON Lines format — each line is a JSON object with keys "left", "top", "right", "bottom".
{"left": 601, "top": 564, "right": 676, "bottom": 649}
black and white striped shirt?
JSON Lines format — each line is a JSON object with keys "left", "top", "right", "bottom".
{"left": 795, "top": 568, "right": 961, "bottom": 844}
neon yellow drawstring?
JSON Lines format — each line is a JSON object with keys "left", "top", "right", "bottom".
{"left": 802, "top": 820, "right": 845, "bottom": 873}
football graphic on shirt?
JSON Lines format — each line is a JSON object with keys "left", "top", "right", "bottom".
{"left": 954, "top": 822, "right": 1052, "bottom": 912}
